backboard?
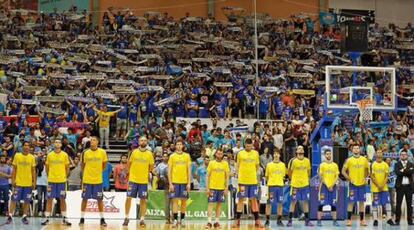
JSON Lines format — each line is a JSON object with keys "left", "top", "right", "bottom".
{"left": 325, "top": 65, "right": 396, "bottom": 111}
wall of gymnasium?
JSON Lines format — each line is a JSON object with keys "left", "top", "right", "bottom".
{"left": 97, "top": 0, "right": 320, "bottom": 22}
{"left": 329, "top": 0, "right": 414, "bottom": 26}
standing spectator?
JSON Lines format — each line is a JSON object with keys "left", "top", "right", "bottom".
{"left": 116, "top": 101, "right": 128, "bottom": 140}
{"left": 102, "top": 162, "right": 113, "bottom": 191}
{"left": 394, "top": 151, "right": 414, "bottom": 225}
{"left": 260, "top": 147, "right": 274, "bottom": 171}
{"left": 196, "top": 156, "right": 209, "bottom": 191}
{"left": 68, "top": 156, "right": 82, "bottom": 191}
{"left": 4, "top": 119, "right": 18, "bottom": 139}
{"left": 154, "top": 153, "right": 171, "bottom": 224}
{"left": 114, "top": 154, "right": 128, "bottom": 192}
{"left": 93, "top": 105, "right": 122, "bottom": 149}
{"left": 36, "top": 151, "right": 48, "bottom": 217}
{"left": 0, "top": 155, "right": 11, "bottom": 215}
{"left": 2, "top": 136, "right": 14, "bottom": 157}
{"left": 386, "top": 157, "right": 397, "bottom": 219}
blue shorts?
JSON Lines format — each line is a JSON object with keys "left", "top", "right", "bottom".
{"left": 319, "top": 184, "right": 337, "bottom": 206}
{"left": 208, "top": 190, "right": 225, "bottom": 203}
{"left": 267, "top": 186, "right": 284, "bottom": 204}
{"left": 127, "top": 182, "right": 148, "bottom": 199}
{"left": 169, "top": 184, "right": 189, "bottom": 199}
{"left": 372, "top": 192, "right": 390, "bottom": 206}
{"left": 13, "top": 186, "right": 32, "bottom": 202}
{"left": 237, "top": 185, "right": 259, "bottom": 199}
{"left": 82, "top": 184, "right": 103, "bottom": 200}
{"left": 290, "top": 187, "right": 310, "bottom": 201}
{"left": 348, "top": 184, "right": 366, "bottom": 202}
{"left": 47, "top": 183, "right": 66, "bottom": 199}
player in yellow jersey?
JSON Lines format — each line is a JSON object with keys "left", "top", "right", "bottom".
{"left": 79, "top": 136, "right": 108, "bottom": 227}
{"left": 317, "top": 149, "right": 340, "bottom": 227}
{"left": 341, "top": 144, "right": 369, "bottom": 227}
{"left": 287, "top": 145, "right": 313, "bottom": 226}
{"left": 232, "top": 138, "right": 264, "bottom": 228}
{"left": 123, "top": 137, "right": 154, "bottom": 227}
{"left": 264, "top": 149, "right": 286, "bottom": 227}
{"left": 168, "top": 140, "right": 191, "bottom": 228}
{"left": 6, "top": 141, "right": 36, "bottom": 225}
{"left": 41, "top": 139, "right": 71, "bottom": 226}
{"left": 205, "top": 148, "right": 229, "bottom": 229}
{"left": 370, "top": 149, "right": 395, "bottom": 226}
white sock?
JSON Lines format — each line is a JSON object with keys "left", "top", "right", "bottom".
{"left": 373, "top": 207, "right": 378, "bottom": 221}
{"left": 81, "top": 212, "right": 85, "bottom": 218}
{"left": 8, "top": 213, "right": 13, "bottom": 218}
{"left": 45, "top": 212, "right": 50, "bottom": 218}
{"left": 385, "top": 204, "right": 391, "bottom": 219}
{"left": 215, "top": 217, "right": 220, "bottom": 223}
{"left": 99, "top": 212, "right": 104, "bottom": 218}
{"left": 140, "top": 216, "right": 145, "bottom": 221}
{"left": 208, "top": 217, "right": 212, "bottom": 223}
{"left": 22, "top": 214, "right": 27, "bottom": 218}
{"left": 61, "top": 211, "right": 66, "bottom": 218}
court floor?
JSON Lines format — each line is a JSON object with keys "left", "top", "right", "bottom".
{"left": 0, "top": 218, "right": 411, "bottom": 230}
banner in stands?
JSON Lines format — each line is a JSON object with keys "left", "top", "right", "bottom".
{"left": 39, "top": 0, "right": 90, "bottom": 13}
{"left": 66, "top": 191, "right": 136, "bottom": 219}
{"left": 330, "top": 9, "right": 375, "bottom": 24}
{"left": 319, "top": 12, "right": 337, "bottom": 25}
{"left": 146, "top": 190, "right": 231, "bottom": 220}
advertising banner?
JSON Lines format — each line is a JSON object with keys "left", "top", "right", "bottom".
{"left": 146, "top": 190, "right": 231, "bottom": 220}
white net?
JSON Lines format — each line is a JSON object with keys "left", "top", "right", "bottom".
{"left": 356, "top": 99, "right": 375, "bottom": 122}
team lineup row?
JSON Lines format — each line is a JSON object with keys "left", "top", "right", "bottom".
{"left": 4, "top": 137, "right": 414, "bottom": 228}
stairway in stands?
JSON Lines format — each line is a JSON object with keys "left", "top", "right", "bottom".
{"left": 107, "top": 138, "right": 129, "bottom": 164}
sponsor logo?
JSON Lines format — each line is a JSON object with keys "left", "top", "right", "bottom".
{"left": 85, "top": 194, "right": 120, "bottom": 213}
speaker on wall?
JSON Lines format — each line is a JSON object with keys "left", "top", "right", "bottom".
{"left": 340, "top": 21, "right": 368, "bottom": 53}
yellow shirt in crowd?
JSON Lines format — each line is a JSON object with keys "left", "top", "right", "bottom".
{"left": 98, "top": 111, "right": 116, "bottom": 128}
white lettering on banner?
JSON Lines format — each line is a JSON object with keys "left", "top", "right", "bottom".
{"left": 66, "top": 191, "right": 136, "bottom": 219}
{"left": 146, "top": 209, "right": 226, "bottom": 218}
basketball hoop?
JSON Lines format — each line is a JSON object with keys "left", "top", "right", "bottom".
{"left": 356, "top": 99, "right": 375, "bottom": 122}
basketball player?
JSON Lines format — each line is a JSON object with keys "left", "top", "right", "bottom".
{"left": 205, "top": 148, "right": 229, "bottom": 229}
{"left": 123, "top": 137, "right": 154, "bottom": 227}
{"left": 6, "top": 141, "right": 36, "bottom": 225}
{"left": 370, "top": 149, "right": 395, "bottom": 226}
{"left": 79, "top": 136, "right": 108, "bottom": 226}
{"left": 232, "top": 138, "right": 263, "bottom": 228}
{"left": 287, "top": 145, "right": 313, "bottom": 226}
{"left": 264, "top": 149, "right": 286, "bottom": 227}
{"left": 168, "top": 140, "right": 192, "bottom": 228}
{"left": 317, "top": 149, "right": 340, "bottom": 227}
{"left": 41, "top": 139, "right": 72, "bottom": 226}
{"left": 342, "top": 144, "right": 369, "bottom": 227}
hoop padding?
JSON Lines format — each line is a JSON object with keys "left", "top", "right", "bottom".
{"left": 356, "top": 99, "right": 375, "bottom": 121}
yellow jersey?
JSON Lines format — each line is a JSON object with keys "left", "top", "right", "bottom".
{"left": 12, "top": 153, "right": 36, "bottom": 187}
{"left": 82, "top": 148, "right": 108, "bottom": 184}
{"left": 288, "top": 157, "right": 311, "bottom": 188}
{"left": 318, "top": 162, "right": 339, "bottom": 188}
{"left": 371, "top": 161, "right": 389, "bottom": 192}
{"left": 265, "top": 161, "right": 286, "bottom": 187}
{"left": 237, "top": 149, "right": 259, "bottom": 185}
{"left": 343, "top": 155, "right": 369, "bottom": 186}
{"left": 46, "top": 151, "right": 70, "bottom": 183}
{"left": 168, "top": 152, "right": 191, "bottom": 184}
{"left": 98, "top": 111, "right": 116, "bottom": 128}
{"left": 207, "top": 160, "right": 229, "bottom": 190}
{"left": 129, "top": 148, "right": 154, "bottom": 184}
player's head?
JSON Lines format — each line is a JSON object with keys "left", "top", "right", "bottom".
{"left": 324, "top": 149, "right": 332, "bottom": 162}
{"left": 215, "top": 148, "right": 224, "bottom": 161}
{"left": 375, "top": 149, "right": 383, "bottom": 162}
{"left": 244, "top": 138, "right": 253, "bottom": 151}
{"left": 204, "top": 156, "right": 210, "bottom": 166}
{"left": 90, "top": 136, "right": 99, "bottom": 149}
{"left": 273, "top": 149, "right": 281, "bottom": 162}
{"left": 120, "top": 154, "right": 128, "bottom": 163}
{"left": 139, "top": 136, "right": 148, "bottom": 148}
{"left": 385, "top": 157, "right": 392, "bottom": 165}
{"left": 296, "top": 145, "right": 305, "bottom": 158}
{"left": 351, "top": 144, "right": 360, "bottom": 155}
{"left": 175, "top": 140, "right": 184, "bottom": 152}
{"left": 400, "top": 150, "right": 408, "bottom": 161}
{"left": 23, "top": 141, "right": 31, "bottom": 153}
{"left": 54, "top": 139, "right": 62, "bottom": 150}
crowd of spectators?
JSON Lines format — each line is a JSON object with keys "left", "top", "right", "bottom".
{"left": 0, "top": 5, "right": 413, "bottom": 216}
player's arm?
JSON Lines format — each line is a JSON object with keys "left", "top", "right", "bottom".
{"left": 168, "top": 157, "right": 173, "bottom": 190}
{"left": 287, "top": 159, "right": 293, "bottom": 179}
{"left": 365, "top": 158, "right": 370, "bottom": 179}
{"left": 265, "top": 165, "right": 269, "bottom": 183}
{"left": 206, "top": 168, "right": 211, "bottom": 194}
{"left": 341, "top": 160, "right": 351, "bottom": 182}
{"left": 187, "top": 156, "right": 191, "bottom": 190}
{"left": 32, "top": 165, "right": 36, "bottom": 189}
{"left": 224, "top": 165, "right": 229, "bottom": 196}
{"left": 370, "top": 170, "right": 380, "bottom": 189}
{"left": 11, "top": 165, "right": 16, "bottom": 187}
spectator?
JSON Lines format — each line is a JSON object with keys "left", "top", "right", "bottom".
{"left": 102, "top": 161, "right": 113, "bottom": 191}
{"left": 93, "top": 105, "right": 122, "bottom": 149}
{"left": 36, "top": 151, "right": 48, "bottom": 217}
{"left": 68, "top": 156, "right": 82, "bottom": 191}
{"left": 114, "top": 154, "right": 128, "bottom": 192}
{"left": 196, "top": 156, "right": 209, "bottom": 191}
{"left": 154, "top": 153, "right": 171, "bottom": 223}
{"left": 0, "top": 155, "right": 11, "bottom": 215}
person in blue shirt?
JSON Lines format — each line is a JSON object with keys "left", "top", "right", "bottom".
{"left": 64, "top": 128, "right": 81, "bottom": 150}
{"left": 0, "top": 155, "right": 11, "bottom": 215}
{"left": 116, "top": 102, "right": 128, "bottom": 140}
{"left": 186, "top": 94, "right": 199, "bottom": 118}
{"left": 207, "top": 129, "right": 221, "bottom": 149}
{"left": 196, "top": 156, "right": 209, "bottom": 191}
{"left": 102, "top": 162, "right": 113, "bottom": 191}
